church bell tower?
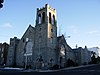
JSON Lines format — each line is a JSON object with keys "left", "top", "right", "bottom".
{"left": 33, "top": 4, "right": 57, "bottom": 69}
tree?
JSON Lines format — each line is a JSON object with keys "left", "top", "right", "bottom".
{"left": 52, "top": 64, "right": 59, "bottom": 70}
{"left": 97, "top": 56, "right": 100, "bottom": 63}
{"left": 66, "top": 59, "right": 75, "bottom": 67}
{"left": 0, "top": 0, "right": 4, "bottom": 8}
{"left": 91, "top": 51, "right": 97, "bottom": 64}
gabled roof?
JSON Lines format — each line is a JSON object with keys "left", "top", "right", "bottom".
{"left": 57, "top": 36, "right": 62, "bottom": 41}
{"left": 57, "top": 35, "right": 72, "bottom": 50}
{"left": 20, "top": 25, "right": 35, "bottom": 40}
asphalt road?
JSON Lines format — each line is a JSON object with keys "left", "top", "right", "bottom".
{"left": 0, "top": 64, "right": 100, "bottom": 75}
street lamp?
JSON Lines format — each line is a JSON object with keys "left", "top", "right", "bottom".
{"left": 60, "top": 57, "right": 62, "bottom": 68}
{"left": 65, "top": 36, "right": 70, "bottom": 40}
{"left": 24, "top": 53, "right": 28, "bottom": 69}
{"left": 24, "top": 39, "right": 28, "bottom": 69}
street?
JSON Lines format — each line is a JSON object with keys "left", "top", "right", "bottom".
{"left": 0, "top": 64, "right": 100, "bottom": 75}
{"left": 59, "top": 64, "right": 100, "bottom": 75}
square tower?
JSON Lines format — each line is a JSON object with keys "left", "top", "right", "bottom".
{"left": 33, "top": 4, "right": 57, "bottom": 69}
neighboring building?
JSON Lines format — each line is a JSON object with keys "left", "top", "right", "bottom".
{"left": 6, "top": 37, "right": 20, "bottom": 67}
{"left": 0, "top": 42, "right": 9, "bottom": 67}
{"left": 73, "top": 46, "right": 91, "bottom": 65}
{"left": 88, "top": 47, "right": 100, "bottom": 57}
{"left": 6, "top": 4, "right": 92, "bottom": 69}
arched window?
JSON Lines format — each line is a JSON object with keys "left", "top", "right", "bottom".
{"left": 49, "top": 12, "right": 51, "bottom": 24}
{"left": 52, "top": 15, "right": 55, "bottom": 25}
{"left": 25, "top": 41, "right": 33, "bottom": 53}
{"left": 38, "top": 14, "right": 41, "bottom": 24}
{"left": 60, "top": 44, "right": 65, "bottom": 56}
{"left": 42, "top": 12, "right": 45, "bottom": 23}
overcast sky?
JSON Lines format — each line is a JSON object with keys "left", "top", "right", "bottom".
{"left": 0, "top": 0, "right": 100, "bottom": 48}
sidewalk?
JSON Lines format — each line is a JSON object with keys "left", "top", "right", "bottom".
{"left": 4, "top": 67, "right": 24, "bottom": 70}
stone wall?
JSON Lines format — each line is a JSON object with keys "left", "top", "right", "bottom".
{"left": 16, "top": 25, "right": 35, "bottom": 68}
{"left": 6, "top": 37, "right": 20, "bottom": 67}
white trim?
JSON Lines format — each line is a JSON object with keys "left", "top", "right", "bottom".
{"left": 24, "top": 53, "right": 32, "bottom": 56}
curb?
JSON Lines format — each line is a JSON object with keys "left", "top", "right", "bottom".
{"left": 59, "top": 64, "right": 97, "bottom": 71}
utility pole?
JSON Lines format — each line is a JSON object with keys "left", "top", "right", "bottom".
{"left": 64, "top": 33, "right": 70, "bottom": 66}
{"left": 76, "top": 44, "right": 78, "bottom": 49}
{"left": 58, "top": 25, "right": 62, "bottom": 36}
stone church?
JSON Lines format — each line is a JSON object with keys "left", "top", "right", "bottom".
{"left": 6, "top": 4, "right": 91, "bottom": 70}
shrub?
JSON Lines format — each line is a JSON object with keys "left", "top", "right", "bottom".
{"left": 52, "top": 64, "right": 59, "bottom": 70}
